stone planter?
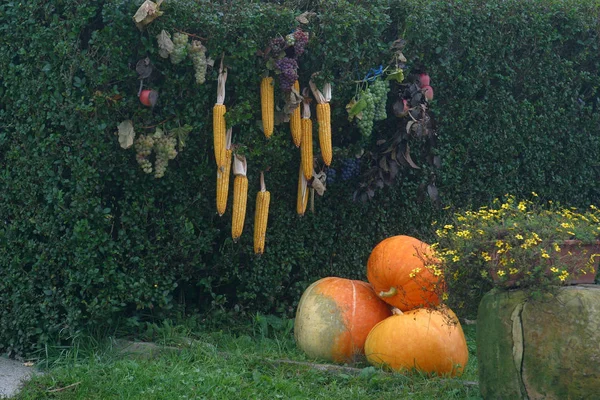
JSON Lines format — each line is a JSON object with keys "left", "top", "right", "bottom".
{"left": 477, "top": 285, "right": 600, "bottom": 399}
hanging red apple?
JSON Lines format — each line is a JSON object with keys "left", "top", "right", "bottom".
{"left": 422, "top": 85, "right": 434, "bottom": 101}
{"left": 139, "top": 89, "right": 158, "bottom": 107}
{"left": 418, "top": 73, "right": 431, "bottom": 87}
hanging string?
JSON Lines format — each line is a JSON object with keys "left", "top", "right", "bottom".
{"left": 363, "top": 65, "right": 384, "bottom": 82}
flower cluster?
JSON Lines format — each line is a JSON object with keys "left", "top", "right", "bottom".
{"left": 431, "top": 194, "right": 600, "bottom": 310}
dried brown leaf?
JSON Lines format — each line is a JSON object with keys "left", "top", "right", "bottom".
{"left": 133, "top": 0, "right": 164, "bottom": 30}
{"left": 156, "top": 30, "right": 174, "bottom": 58}
{"left": 117, "top": 120, "right": 135, "bottom": 149}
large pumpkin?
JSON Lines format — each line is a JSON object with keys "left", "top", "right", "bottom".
{"left": 367, "top": 235, "right": 442, "bottom": 311}
{"left": 364, "top": 307, "right": 469, "bottom": 376}
{"left": 294, "top": 277, "right": 392, "bottom": 363}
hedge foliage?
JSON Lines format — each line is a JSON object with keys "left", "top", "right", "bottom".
{"left": 1, "top": 0, "right": 598, "bottom": 355}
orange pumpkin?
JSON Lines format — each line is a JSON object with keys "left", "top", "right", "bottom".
{"left": 294, "top": 277, "right": 392, "bottom": 363}
{"left": 364, "top": 307, "right": 469, "bottom": 376}
{"left": 367, "top": 235, "right": 443, "bottom": 311}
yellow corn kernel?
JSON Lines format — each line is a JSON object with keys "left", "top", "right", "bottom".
{"left": 231, "top": 154, "right": 248, "bottom": 241}
{"left": 290, "top": 80, "right": 302, "bottom": 147}
{"left": 316, "top": 102, "right": 332, "bottom": 166}
{"left": 232, "top": 175, "right": 248, "bottom": 241}
{"left": 216, "top": 149, "right": 232, "bottom": 216}
{"left": 253, "top": 172, "right": 270, "bottom": 254}
{"left": 297, "top": 165, "right": 308, "bottom": 216}
{"left": 213, "top": 104, "right": 227, "bottom": 167}
{"left": 260, "top": 77, "right": 274, "bottom": 138}
{"left": 301, "top": 118, "right": 313, "bottom": 180}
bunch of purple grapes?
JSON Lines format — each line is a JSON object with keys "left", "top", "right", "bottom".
{"left": 341, "top": 158, "right": 360, "bottom": 181}
{"left": 325, "top": 167, "right": 337, "bottom": 184}
{"left": 275, "top": 57, "right": 299, "bottom": 91}
{"left": 270, "top": 36, "right": 287, "bottom": 54}
{"left": 293, "top": 29, "right": 308, "bottom": 58}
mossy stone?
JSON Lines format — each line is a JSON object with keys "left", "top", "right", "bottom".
{"left": 477, "top": 285, "right": 600, "bottom": 400}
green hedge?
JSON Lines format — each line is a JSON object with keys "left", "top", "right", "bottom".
{"left": 1, "top": 0, "right": 598, "bottom": 355}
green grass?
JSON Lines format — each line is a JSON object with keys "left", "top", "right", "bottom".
{"left": 11, "top": 318, "right": 482, "bottom": 400}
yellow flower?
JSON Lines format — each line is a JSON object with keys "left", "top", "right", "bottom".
{"left": 409, "top": 267, "right": 422, "bottom": 278}
{"left": 497, "top": 270, "right": 506, "bottom": 277}
{"left": 532, "top": 192, "right": 538, "bottom": 197}
{"left": 495, "top": 240, "right": 504, "bottom": 248}
{"left": 540, "top": 250, "right": 550, "bottom": 259}
{"left": 452, "top": 255, "right": 460, "bottom": 262}
{"left": 442, "top": 293, "right": 449, "bottom": 301}
{"left": 444, "top": 224, "right": 454, "bottom": 230}
{"left": 509, "top": 268, "right": 519, "bottom": 275}
{"left": 550, "top": 267, "right": 559, "bottom": 273}
{"left": 559, "top": 271, "right": 569, "bottom": 282}
{"left": 553, "top": 243, "right": 561, "bottom": 252}
{"left": 561, "top": 222, "right": 574, "bottom": 229}
{"left": 481, "top": 252, "right": 492, "bottom": 262}
{"left": 515, "top": 234, "right": 524, "bottom": 240}
{"left": 456, "top": 230, "right": 472, "bottom": 239}
{"left": 518, "top": 202, "right": 527, "bottom": 211}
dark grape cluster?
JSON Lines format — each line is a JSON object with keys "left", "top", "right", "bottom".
{"left": 275, "top": 57, "right": 299, "bottom": 91}
{"left": 340, "top": 158, "right": 360, "bottom": 180}
{"left": 325, "top": 167, "right": 337, "bottom": 184}
{"left": 293, "top": 28, "right": 309, "bottom": 58}
{"left": 170, "top": 32, "right": 188, "bottom": 65}
{"left": 270, "top": 36, "right": 287, "bottom": 54}
{"left": 370, "top": 79, "right": 389, "bottom": 121}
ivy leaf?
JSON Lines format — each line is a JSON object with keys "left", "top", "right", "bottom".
{"left": 386, "top": 69, "right": 404, "bottom": 82}
{"left": 347, "top": 98, "right": 367, "bottom": 119}
{"left": 117, "top": 120, "right": 135, "bottom": 149}
{"left": 170, "top": 124, "right": 193, "bottom": 150}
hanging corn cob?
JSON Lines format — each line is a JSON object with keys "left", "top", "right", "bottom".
{"left": 309, "top": 79, "right": 333, "bottom": 166}
{"left": 296, "top": 164, "right": 309, "bottom": 216}
{"left": 260, "top": 76, "right": 274, "bottom": 139}
{"left": 231, "top": 153, "right": 248, "bottom": 242}
{"left": 289, "top": 80, "right": 302, "bottom": 147}
{"left": 253, "top": 172, "right": 270, "bottom": 254}
{"left": 216, "top": 128, "right": 233, "bottom": 216}
{"left": 300, "top": 92, "right": 313, "bottom": 180}
{"left": 213, "top": 58, "right": 228, "bottom": 168}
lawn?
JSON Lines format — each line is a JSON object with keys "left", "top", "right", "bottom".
{"left": 11, "top": 317, "right": 481, "bottom": 399}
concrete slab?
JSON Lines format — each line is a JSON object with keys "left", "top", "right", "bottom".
{"left": 0, "top": 356, "right": 39, "bottom": 399}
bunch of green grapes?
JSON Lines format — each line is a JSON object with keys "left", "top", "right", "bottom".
{"left": 356, "top": 90, "right": 375, "bottom": 137}
{"left": 134, "top": 135, "right": 154, "bottom": 174}
{"left": 189, "top": 41, "right": 207, "bottom": 84}
{"left": 170, "top": 32, "right": 188, "bottom": 65}
{"left": 153, "top": 131, "right": 177, "bottom": 178}
{"left": 370, "top": 79, "right": 389, "bottom": 121}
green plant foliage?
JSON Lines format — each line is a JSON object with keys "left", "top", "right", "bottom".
{"left": 1, "top": 0, "right": 599, "bottom": 356}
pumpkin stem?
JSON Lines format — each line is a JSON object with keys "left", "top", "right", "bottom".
{"left": 379, "top": 287, "right": 397, "bottom": 298}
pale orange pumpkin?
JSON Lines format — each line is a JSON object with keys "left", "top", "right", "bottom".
{"left": 367, "top": 235, "right": 443, "bottom": 311}
{"left": 294, "top": 277, "right": 392, "bottom": 363}
{"left": 364, "top": 307, "right": 469, "bottom": 376}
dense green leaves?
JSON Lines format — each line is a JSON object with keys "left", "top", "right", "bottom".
{"left": 1, "top": 0, "right": 599, "bottom": 355}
